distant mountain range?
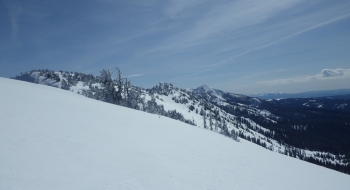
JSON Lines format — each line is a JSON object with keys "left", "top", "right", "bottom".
{"left": 13, "top": 69, "right": 350, "bottom": 174}
{"left": 250, "top": 89, "right": 350, "bottom": 100}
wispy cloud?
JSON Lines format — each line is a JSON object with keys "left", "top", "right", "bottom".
{"left": 144, "top": 0, "right": 304, "bottom": 54}
{"left": 125, "top": 74, "right": 145, "bottom": 78}
{"left": 5, "top": 1, "right": 22, "bottom": 41}
{"left": 137, "top": 0, "right": 350, "bottom": 77}
{"left": 163, "top": 0, "right": 207, "bottom": 19}
{"left": 189, "top": 0, "right": 303, "bottom": 41}
{"left": 233, "top": 13, "right": 350, "bottom": 58}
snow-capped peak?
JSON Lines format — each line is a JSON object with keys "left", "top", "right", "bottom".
{"left": 193, "top": 84, "right": 213, "bottom": 93}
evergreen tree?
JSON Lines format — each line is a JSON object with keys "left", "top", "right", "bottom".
{"left": 203, "top": 113, "right": 207, "bottom": 129}
{"left": 209, "top": 113, "right": 213, "bottom": 130}
{"left": 222, "top": 120, "right": 230, "bottom": 137}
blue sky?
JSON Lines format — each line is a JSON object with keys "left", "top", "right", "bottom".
{"left": 1, "top": 0, "right": 350, "bottom": 94}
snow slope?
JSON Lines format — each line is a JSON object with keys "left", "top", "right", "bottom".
{"left": 13, "top": 70, "right": 350, "bottom": 168}
{"left": 1, "top": 77, "right": 350, "bottom": 190}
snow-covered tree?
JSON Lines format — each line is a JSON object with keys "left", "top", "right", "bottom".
{"left": 222, "top": 120, "right": 230, "bottom": 137}
{"left": 209, "top": 113, "right": 213, "bottom": 130}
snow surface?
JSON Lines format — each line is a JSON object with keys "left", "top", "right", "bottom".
{"left": 1, "top": 77, "right": 350, "bottom": 190}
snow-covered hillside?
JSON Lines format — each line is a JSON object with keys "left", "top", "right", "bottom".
{"left": 12, "top": 70, "right": 350, "bottom": 174}
{"left": 1, "top": 77, "right": 350, "bottom": 189}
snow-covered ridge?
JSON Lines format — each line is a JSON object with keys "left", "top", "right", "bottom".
{"left": 193, "top": 84, "right": 226, "bottom": 101}
{"left": 12, "top": 70, "right": 350, "bottom": 174}
{"left": 2, "top": 77, "right": 350, "bottom": 189}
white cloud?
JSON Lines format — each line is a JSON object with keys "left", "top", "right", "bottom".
{"left": 255, "top": 68, "right": 350, "bottom": 85}
{"left": 321, "top": 68, "right": 350, "bottom": 77}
